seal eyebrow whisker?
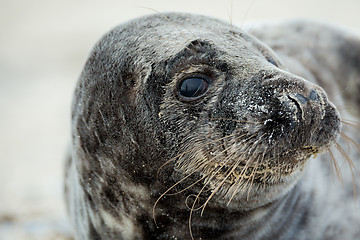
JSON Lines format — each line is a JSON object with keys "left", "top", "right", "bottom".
{"left": 240, "top": 0, "right": 256, "bottom": 29}
{"left": 225, "top": 0, "right": 234, "bottom": 32}
{"left": 141, "top": 7, "right": 199, "bottom": 48}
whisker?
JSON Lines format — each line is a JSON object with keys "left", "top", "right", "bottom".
{"left": 227, "top": 156, "right": 257, "bottom": 203}
{"left": 185, "top": 194, "right": 207, "bottom": 211}
{"left": 227, "top": 157, "right": 255, "bottom": 203}
{"left": 166, "top": 135, "right": 245, "bottom": 196}
{"left": 335, "top": 142, "right": 356, "bottom": 172}
{"left": 328, "top": 148, "right": 343, "bottom": 182}
{"left": 140, "top": 7, "right": 199, "bottom": 50}
{"left": 166, "top": 177, "right": 205, "bottom": 196}
{"left": 225, "top": 0, "right": 234, "bottom": 32}
{"left": 240, "top": 0, "right": 256, "bottom": 28}
{"left": 341, "top": 119, "right": 360, "bottom": 131}
{"left": 152, "top": 164, "right": 205, "bottom": 226}
{"left": 187, "top": 137, "right": 255, "bottom": 240}
{"left": 326, "top": 149, "right": 336, "bottom": 183}
{"left": 200, "top": 134, "right": 259, "bottom": 198}
{"left": 341, "top": 119, "right": 360, "bottom": 124}
{"left": 158, "top": 126, "right": 264, "bottom": 237}
{"left": 181, "top": 132, "right": 252, "bottom": 176}
{"left": 188, "top": 174, "right": 215, "bottom": 240}
{"left": 259, "top": 145, "right": 269, "bottom": 187}
{"left": 157, "top": 119, "right": 262, "bottom": 177}
{"left": 227, "top": 133, "right": 267, "bottom": 203}
{"left": 246, "top": 157, "right": 261, "bottom": 200}
{"left": 155, "top": 131, "right": 254, "bottom": 227}
{"left": 208, "top": 117, "right": 264, "bottom": 124}
{"left": 200, "top": 138, "right": 258, "bottom": 215}
{"left": 337, "top": 105, "right": 358, "bottom": 112}
{"left": 188, "top": 132, "right": 260, "bottom": 231}
{"left": 157, "top": 132, "right": 238, "bottom": 178}
{"left": 340, "top": 132, "right": 360, "bottom": 166}
{"left": 335, "top": 143, "right": 357, "bottom": 199}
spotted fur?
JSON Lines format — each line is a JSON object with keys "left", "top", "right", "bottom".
{"left": 65, "top": 13, "right": 360, "bottom": 239}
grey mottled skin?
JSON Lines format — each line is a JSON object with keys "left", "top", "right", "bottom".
{"left": 65, "top": 13, "right": 360, "bottom": 239}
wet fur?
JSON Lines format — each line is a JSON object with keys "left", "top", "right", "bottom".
{"left": 65, "top": 13, "right": 360, "bottom": 239}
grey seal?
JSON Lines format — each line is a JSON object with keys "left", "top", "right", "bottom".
{"left": 65, "top": 12, "right": 360, "bottom": 239}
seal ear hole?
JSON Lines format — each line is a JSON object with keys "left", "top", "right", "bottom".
{"left": 130, "top": 79, "right": 136, "bottom": 87}
{"left": 266, "top": 56, "right": 278, "bottom": 67}
{"left": 177, "top": 76, "right": 210, "bottom": 100}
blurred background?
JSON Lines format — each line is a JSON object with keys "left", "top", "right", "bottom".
{"left": 1, "top": 0, "right": 359, "bottom": 239}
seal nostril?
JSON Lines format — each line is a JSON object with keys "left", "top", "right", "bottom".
{"left": 295, "top": 94, "right": 308, "bottom": 105}
{"left": 309, "top": 90, "right": 319, "bottom": 101}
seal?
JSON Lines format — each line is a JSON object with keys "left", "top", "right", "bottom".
{"left": 65, "top": 12, "right": 360, "bottom": 239}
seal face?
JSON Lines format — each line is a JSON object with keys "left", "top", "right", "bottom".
{"left": 65, "top": 12, "right": 360, "bottom": 240}
{"left": 157, "top": 37, "right": 340, "bottom": 210}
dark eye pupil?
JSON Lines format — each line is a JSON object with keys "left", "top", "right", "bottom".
{"left": 179, "top": 77, "right": 209, "bottom": 98}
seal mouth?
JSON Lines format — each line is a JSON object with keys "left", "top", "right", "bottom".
{"left": 206, "top": 145, "right": 319, "bottom": 187}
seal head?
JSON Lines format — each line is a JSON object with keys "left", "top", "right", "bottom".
{"left": 69, "top": 12, "right": 341, "bottom": 239}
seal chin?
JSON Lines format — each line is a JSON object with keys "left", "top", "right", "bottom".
{"left": 208, "top": 163, "right": 304, "bottom": 210}
{"left": 203, "top": 147, "right": 313, "bottom": 196}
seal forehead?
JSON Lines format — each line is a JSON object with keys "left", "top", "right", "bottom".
{"left": 95, "top": 12, "right": 261, "bottom": 66}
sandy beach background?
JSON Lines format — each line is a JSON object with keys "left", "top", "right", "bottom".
{"left": 1, "top": 0, "right": 360, "bottom": 239}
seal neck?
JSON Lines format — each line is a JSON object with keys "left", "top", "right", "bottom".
{"left": 183, "top": 182, "right": 313, "bottom": 239}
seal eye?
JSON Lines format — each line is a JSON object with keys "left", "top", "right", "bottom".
{"left": 178, "top": 77, "right": 209, "bottom": 99}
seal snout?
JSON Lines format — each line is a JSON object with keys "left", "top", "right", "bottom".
{"left": 292, "top": 89, "right": 320, "bottom": 104}
{"left": 283, "top": 88, "right": 326, "bottom": 126}
{"left": 275, "top": 84, "right": 340, "bottom": 150}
